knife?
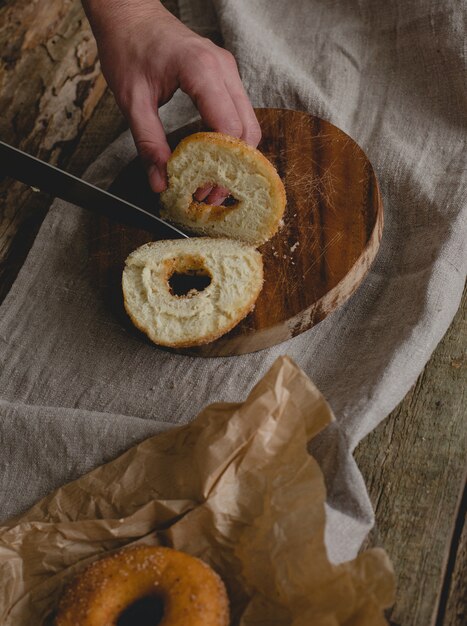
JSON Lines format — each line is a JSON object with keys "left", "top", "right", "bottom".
{"left": 0, "top": 140, "right": 188, "bottom": 238}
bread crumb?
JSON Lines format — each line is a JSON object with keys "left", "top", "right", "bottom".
{"left": 290, "top": 242, "right": 299, "bottom": 253}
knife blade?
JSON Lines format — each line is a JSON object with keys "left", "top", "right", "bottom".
{"left": 0, "top": 140, "right": 188, "bottom": 238}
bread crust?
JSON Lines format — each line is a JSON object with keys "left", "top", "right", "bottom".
{"left": 123, "top": 291, "right": 260, "bottom": 349}
{"left": 170, "top": 132, "right": 282, "bottom": 186}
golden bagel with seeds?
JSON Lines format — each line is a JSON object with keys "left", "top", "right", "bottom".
{"left": 122, "top": 237, "right": 263, "bottom": 348}
{"left": 55, "top": 545, "right": 229, "bottom": 626}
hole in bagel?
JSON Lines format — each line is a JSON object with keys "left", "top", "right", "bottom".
{"left": 169, "top": 270, "right": 212, "bottom": 297}
{"left": 165, "top": 255, "right": 212, "bottom": 297}
{"left": 221, "top": 194, "right": 239, "bottom": 207}
{"left": 116, "top": 594, "right": 164, "bottom": 626}
{"left": 193, "top": 189, "right": 239, "bottom": 208}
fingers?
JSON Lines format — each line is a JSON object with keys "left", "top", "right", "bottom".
{"left": 193, "top": 183, "right": 213, "bottom": 202}
{"left": 180, "top": 45, "right": 261, "bottom": 147}
{"left": 220, "top": 50, "right": 262, "bottom": 147}
{"left": 124, "top": 93, "right": 171, "bottom": 193}
{"left": 183, "top": 57, "right": 260, "bottom": 205}
{"left": 123, "top": 44, "right": 261, "bottom": 198}
{"left": 225, "top": 79, "right": 262, "bottom": 147}
{"left": 182, "top": 47, "right": 259, "bottom": 207}
{"left": 205, "top": 186, "right": 230, "bottom": 206}
{"left": 193, "top": 184, "right": 230, "bottom": 207}
{"left": 188, "top": 74, "right": 245, "bottom": 140}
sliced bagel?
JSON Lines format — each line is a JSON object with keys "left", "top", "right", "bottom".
{"left": 122, "top": 238, "right": 263, "bottom": 348}
{"left": 160, "top": 132, "right": 286, "bottom": 246}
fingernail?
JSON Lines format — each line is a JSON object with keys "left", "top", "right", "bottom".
{"left": 194, "top": 185, "right": 213, "bottom": 202}
{"left": 206, "top": 186, "right": 230, "bottom": 206}
{"left": 148, "top": 164, "right": 166, "bottom": 193}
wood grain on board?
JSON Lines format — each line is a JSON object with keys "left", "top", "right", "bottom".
{"left": 91, "top": 108, "right": 383, "bottom": 356}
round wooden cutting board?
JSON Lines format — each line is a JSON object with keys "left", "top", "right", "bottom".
{"left": 91, "top": 108, "right": 383, "bottom": 357}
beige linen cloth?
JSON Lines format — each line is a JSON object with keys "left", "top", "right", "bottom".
{"left": 0, "top": 0, "right": 465, "bottom": 565}
{"left": 0, "top": 357, "right": 395, "bottom": 625}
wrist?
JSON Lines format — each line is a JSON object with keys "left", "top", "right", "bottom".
{"left": 82, "top": 0, "right": 168, "bottom": 37}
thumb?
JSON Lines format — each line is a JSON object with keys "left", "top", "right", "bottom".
{"left": 126, "top": 97, "right": 171, "bottom": 193}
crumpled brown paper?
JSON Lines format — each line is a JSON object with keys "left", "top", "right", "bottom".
{"left": 0, "top": 356, "right": 395, "bottom": 625}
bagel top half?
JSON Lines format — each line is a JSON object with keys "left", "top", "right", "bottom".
{"left": 160, "top": 132, "right": 286, "bottom": 246}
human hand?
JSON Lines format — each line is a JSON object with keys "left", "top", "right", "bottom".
{"left": 83, "top": 0, "right": 261, "bottom": 202}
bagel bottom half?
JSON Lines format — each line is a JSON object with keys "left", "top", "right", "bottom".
{"left": 54, "top": 545, "right": 229, "bottom": 626}
{"left": 122, "top": 238, "right": 263, "bottom": 348}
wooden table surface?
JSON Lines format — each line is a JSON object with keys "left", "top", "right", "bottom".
{"left": 0, "top": 1, "right": 465, "bottom": 624}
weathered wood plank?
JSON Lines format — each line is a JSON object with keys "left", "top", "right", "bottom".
{"left": 0, "top": 0, "right": 176, "bottom": 301}
{"left": 0, "top": 0, "right": 105, "bottom": 299}
{"left": 0, "top": 88, "right": 126, "bottom": 302}
{"left": 355, "top": 287, "right": 466, "bottom": 626}
{"left": 441, "top": 483, "right": 466, "bottom": 625}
